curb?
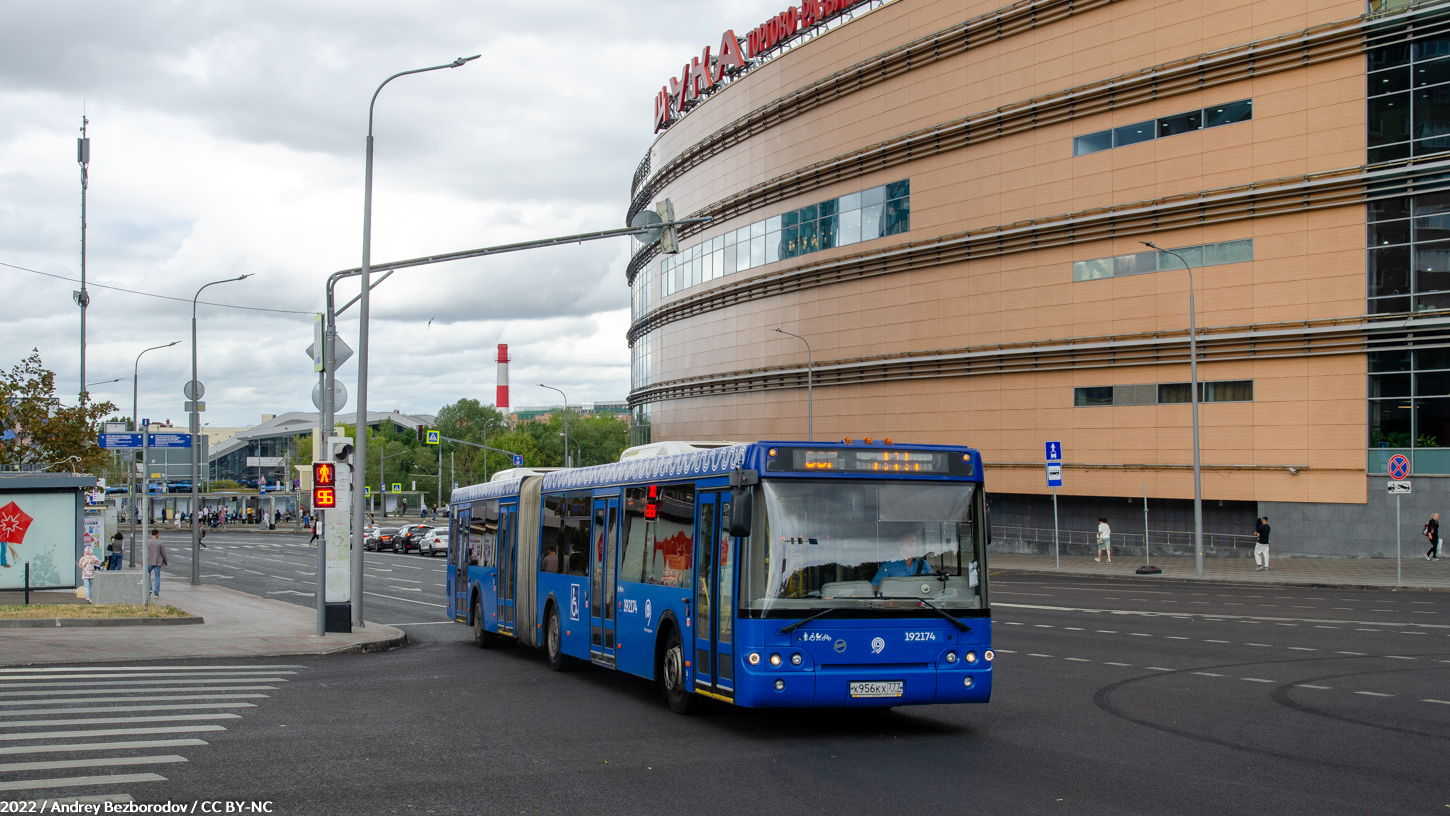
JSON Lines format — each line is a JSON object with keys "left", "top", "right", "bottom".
{"left": 992, "top": 565, "right": 1450, "bottom": 593}
{"left": 337, "top": 631, "right": 409, "bottom": 654}
{"left": 0, "top": 616, "right": 205, "bottom": 629}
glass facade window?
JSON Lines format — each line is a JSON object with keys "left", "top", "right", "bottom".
{"left": 1073, "top": 239, "right": 1253, "bottom": 282}
{"left": 658, "top": 180, "right": 909, "bottom": 299}
{"left": 1368, "top": 33, "right": 1450, "bottom": 163}
{"left": 1368, "top": 340, "right": 1450, "bottom": 473}
{"left": 1073, "top": 100, "right": 1252, "bottom": 156}
{"left": 630, "top": 333, "right": 654, "bottom": 392}
{"left": 1074, "top": 381, "right": 1254, "bottom": 406}
{"left": 1364, "top": 192, "right": 1450, "bottom": 314}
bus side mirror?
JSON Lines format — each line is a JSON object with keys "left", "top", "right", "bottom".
{"left": 728, "top": 487, "right": 752, "bottom": 538}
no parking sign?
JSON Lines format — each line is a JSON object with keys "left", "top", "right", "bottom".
{"left": 1388, "top": 453, "right": 1410, "bottom": 480}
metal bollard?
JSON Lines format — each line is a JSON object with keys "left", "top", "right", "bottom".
{"left": 23, "top": 562, "right": 29, "bottom": 605}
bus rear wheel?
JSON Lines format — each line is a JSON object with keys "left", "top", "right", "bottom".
{"left": 661, "top": 628, "right": 698, "bottom": 715}
{"left": 472, "top": 597, "right": 499, "bottom": 649}
{"left": 546, "top": 606, "right": 571, "bottom": 671}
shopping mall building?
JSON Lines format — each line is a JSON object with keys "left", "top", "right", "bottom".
{"left": 624, "top": 0, "right": 1450, "bottom": 557}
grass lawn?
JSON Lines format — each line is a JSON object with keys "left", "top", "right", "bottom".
{"left": 0, "top": 604, "right": 191, "bottom": 619}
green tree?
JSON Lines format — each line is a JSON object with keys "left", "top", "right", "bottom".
{"left": 0, "top": 349, "right": 116, "bottom": 473}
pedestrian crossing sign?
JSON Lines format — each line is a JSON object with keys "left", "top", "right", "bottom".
{"left": 391, "top": 483, "right": 401, "bottom": 493}
{"left": 426, "top": 430, "right": 439, "bottom": 445}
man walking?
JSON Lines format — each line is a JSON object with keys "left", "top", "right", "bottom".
{"left": 145, "top": 529, "right": 168, "bottom": 598}
{"left": 1426, "top": 512, "right": 1440, "bottom": 561}
{"left": 1254, "top": 516, "right": 1271, "bottom": 571}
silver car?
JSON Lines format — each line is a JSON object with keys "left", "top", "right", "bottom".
{"left": 418, "top": 528, "right": 449, "bottom": 557}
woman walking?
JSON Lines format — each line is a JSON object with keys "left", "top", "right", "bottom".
{"left": 1096, "top": 517, "right": 1112, "bottom": 562}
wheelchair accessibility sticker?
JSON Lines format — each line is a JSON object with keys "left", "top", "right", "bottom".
{"left": 569, "top": 585, "right": 581, "bottom": 621}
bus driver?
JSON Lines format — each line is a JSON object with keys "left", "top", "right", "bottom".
{"left": 872, "top": 530, "right": 935, "bottom": 592}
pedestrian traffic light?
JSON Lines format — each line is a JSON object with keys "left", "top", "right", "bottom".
{"left": 417, "top": 425, "right": 425, "bottom": 442}
{"left": 312, "top": 462, "right": 336, "bottom": 509}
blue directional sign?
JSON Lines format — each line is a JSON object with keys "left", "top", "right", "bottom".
{"left": 147, "top": 433, "right": 193, "bottom": 448}
{"left": 513, "top": 454, "right": 523, "bottom": 467}
{"left": 1046, "top": 463, "right": 1063, "bottom": 488}
{"left": 1045, "top": 441, "right": 1063, "bottom": 462}
{"left": 99, "top": 433, "right": 143, "bottom": 449}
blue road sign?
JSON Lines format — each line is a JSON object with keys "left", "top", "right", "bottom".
{"left": 1388, "top": 453, "right": 1410, "bottom": 480}
{"left": 147, "top": 433, "right": 193, "bottom": 448}
{"left": 141, "top": 418, "right": 150, "bottom": 427}
{"left": 99, "top": 433, "right": 143, "bottom": 449}
{"left": 1045, "top": 441, "right": 1063, "bottom": 462}
{"left": 513, "top": 454, "right": 523, "bottom": 467}
{"left": 1046, "top": 463, "right": 1063, "bottom": 488}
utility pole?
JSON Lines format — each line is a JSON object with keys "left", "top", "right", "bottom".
{"left": 76, "top": 117, "right": 91, "bottom": 405}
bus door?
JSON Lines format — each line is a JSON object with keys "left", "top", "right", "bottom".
{"left": 589, "top": 496, "right": 619, "bottom": 666}
{"left": 693, "top": 491, "right": 735, "bottom": 699}
{"left": 496, "top": 505, "right": 517, "bottom": 636}
{"left": 451, "top": 507, "right": 470, "bottom": 622}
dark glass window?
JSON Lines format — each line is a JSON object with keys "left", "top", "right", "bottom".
{"left": 885, "top": 180, "right": 910, "bottom": 200}
{"left": 798, "top": 219, "right": 818, "bottom": 254}
{"left": 1073, "top": 130, "right": 1113, "bottom": 156}
{"left": 1204, "top": 99, "right": 1253, "bottom": 127}
{"left": 1370, "top": 400, "right": 1413, "bottom": 447}
{"left": 1370, "top": 219, "right": 1411, "bottom": 246}
{"left": 1415, "top": 239, "right": 1450, "bottom": 292}
{"left": 1372, "top": 373, "right": 1412, "bottom": 398}
{"left": 1158, "top": 383, "right": 1191, "bottom": 404}
{"left": 883, "top": 197, "right": 911, "bottom": 236}
{"left": 799, "top": 203, "right": 818, "bottom": 223}
{"left": 1416, "top": 398, "right": 1450, "bottom": 447}
{"left": 1157, "top": 110, "right": 1202, "bottom": 137}
{"left": 1413, "top": 85, "right": 1450, "bottom": 153}
{"left": 1074, "top": 387, "right": 1114, "bottom": 406}
{"left": 1371, "top": 295, "right": 1412, "bottom": 314}
{"left": 1370, "top": 43, "right": 1411, "bottom": 70}
{"left": 1370, "top": 196, "right": 1412, "bottom": 221}
{"left": 818, "top": 214, "right": 838, "bottom": 249}
{"left": 818, "top": 198, "right": 838, "bottom": 217}
{"left": 1369, "top": 93, "right": 1412, "bottom": 146}
{"left": 1418, "top": 371, "right": 1450, "bottom": 397}
{"left": 647, "top": 485, "right": 694, "bottom": 587}
{"left": 1415, "top": 291, "right": 1450, "bottom": 311}
{"left": 1370, "top": 350, "right": 1412, "bottom": 372}
{"left": 1371, "top": 246, "right": 1412, "bottom": 298}
{"left": 1415, "top": 55, "right": 1450, "bottom": 88}
{"left": 1370, "top": 67, "right": 1411, "bottom": 97}
{"left": 619, "top": 487, "right": 648, "bottom": 583}
{"left": 1202, "top": 380, "right": 1253, "bottom": 402}
{"left": 1113, "top": 120, "right": 1156, "bottom": 147}
{"left": 1415, "top": 36, "right": 1450, "bottom": 61}
{"left": 1416, "top": 347, "right": 1450, "bottom": 370}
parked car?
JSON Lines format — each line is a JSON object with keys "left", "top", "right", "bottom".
{"left": 418, "top": 528, "right": 448, "bottom": 557}
{"left": 397, "top": 524, "right": 433, "bottom": 553}
{"left": 366, "top": 527, "right": 399, "bottom": 552}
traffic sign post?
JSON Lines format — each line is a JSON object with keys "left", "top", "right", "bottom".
{"left": 513, "top": 454, "right": 523, "bottom": 467}
{"left": 1045, "top": 442, "right": 1063, "bottom": 569}
{"left": 1388, "top": 476, "right": 1413, "bottom": 585}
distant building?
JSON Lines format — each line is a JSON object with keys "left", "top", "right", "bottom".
{"left": 207, "top": 410, "right": 436, "bottom": 486}
{"left": 511, "top": 403, "right": 631, "bottom": 424}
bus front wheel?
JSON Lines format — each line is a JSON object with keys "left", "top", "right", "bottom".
{"left": 473, "top": 597, "right": 499, "bottom": 649}
{"left": 661, "top": 628, "right": 698, "bottom": 715}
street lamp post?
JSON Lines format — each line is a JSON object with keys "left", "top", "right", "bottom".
{"left": 129, "top": 341, "right": 178, "bottom": 567}
{"left": 539, "top": 385, "right": 570, "bottom": 466}
{"left": 560, "top": 433, "right": 581, "bottom": 468}
{"left": 773, "top": 328, "right": 813, "bottom": 441}
{"left": 191, "top": 275, "right": 251, "bottom": 585}
{"left": 1143, "top": 241, "right": 1204, "bottom": 578}
{"left": 353, "top": 54, "right": 479, "bottom": 629}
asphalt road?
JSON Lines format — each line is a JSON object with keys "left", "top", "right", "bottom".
{"left": 3, "top": 534, "right": 1445, "bottom": 814}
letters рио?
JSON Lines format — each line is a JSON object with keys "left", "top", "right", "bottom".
{"left": 653, "top": 0, "right": 869, "bottom": 133}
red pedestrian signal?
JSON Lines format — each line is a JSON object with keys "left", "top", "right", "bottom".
{"left": 313, "top": 462, "right": 334, "bottom": 487}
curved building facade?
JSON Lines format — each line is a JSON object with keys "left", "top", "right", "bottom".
{"left": 626, "top": 0, "right": 1450, "bottom": 557}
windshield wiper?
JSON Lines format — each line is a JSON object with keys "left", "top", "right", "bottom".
{"left": 778, "top": 607, "right": 844, "bottom": 635}
{"left": 877, "top": 596, "right": 971, "bottom": 632}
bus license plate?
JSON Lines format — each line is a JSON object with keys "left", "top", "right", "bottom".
{"left": 849, "top": 681, "right": 903, "bottom": 698}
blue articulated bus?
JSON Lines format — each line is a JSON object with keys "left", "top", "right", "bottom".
{"left": 446, "top": 440, "right": 993, "bottom": 713}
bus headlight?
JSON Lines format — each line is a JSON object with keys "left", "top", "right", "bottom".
{"left": 963, "top": 676, "right": 974, "bottom": 688}
{"left": 769, "top": 654, "right": 782, "bottom": 667}
{"left": 984, "top": 650, "right": 994, "bottom": 662}
{"left": 747, "top": 652, "right": 761, "bottom": 666}
{"left": 790, "top": 653, "right": 803, "bottom": 666}
{"left": 945, "top": 651, "right": 958, "bottom": 664}
{"left": 774, "top": 679, "right": 786, "bottom": 691}
{"left": 964, "top": 650, "right": 977, "bottom": 664}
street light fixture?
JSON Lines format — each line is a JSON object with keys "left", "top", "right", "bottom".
{"left": 85, "top": 377, "right": 125, "bottom": 388}
{"left": 539, "top": 385, "right": 571, "bottom": 467}
{"left": 773, "top": 328, "right": 813, "bottom": 441}
{"left": 129, "top": 341, "right": 179, "bottom": 567}
{"left": 353, "top": 54, "right": 479, "bottom": 629}
{"left": 559, "top": 432, "right": 581, "bottom": 468}
{"left": 1142, "top": 241, "right": 1204, "bottom": 578}
{"left": 190, "top": 275, "right": 251, "bottom": 586}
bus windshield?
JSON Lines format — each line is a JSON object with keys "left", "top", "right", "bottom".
{"left": 743, "top": 479, "right": 983, "bottom": 615}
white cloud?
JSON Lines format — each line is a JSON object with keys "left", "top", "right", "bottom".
{"left": 0, "top": 0, "right": 783, "bottom": 426}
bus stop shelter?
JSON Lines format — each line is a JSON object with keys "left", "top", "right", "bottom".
{"left": 0, "top": 473, "right": 97, "bottom": 591}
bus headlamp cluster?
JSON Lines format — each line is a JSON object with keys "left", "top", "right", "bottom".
{"left": 984, "top": 650, "right": 995, "bottom": 662}
{"left": 790, "top": 653, "right": 803, "bottom": 666}
{"left": 945, "top": 651, "right": 957, "bottom": 664}
{"left": 748, "top": 652, "right": 761, "bottom": 665}
{"left": 769, "top": 653, "right": 782, "bottom": 667}
{"left": 964, "top": 650, "right": 977, "bottom": 664}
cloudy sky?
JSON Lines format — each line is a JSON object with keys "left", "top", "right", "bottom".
{"left": 0, "top": 1, "right": 782, "bottom": 428}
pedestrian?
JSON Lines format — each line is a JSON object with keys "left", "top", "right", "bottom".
{"left": 146, "top": 529, "right": 168, "bottom": 598}
{"left": 1095, "top": 517, "right": 1111, "bottom": 562}
{"left": 1425, "top": 512, "right": 1441, "bottom": 561}
{"left": 1254, "top": 516, "right": 1271, "bottom": 570}
{"left": 199, "top": 528, "right": 206, "bottom": 549}
{"left": 77, "top": 545, "right": 102, "bottom": 602}
{"left": 309, "top": 520, "right": 320, "bottom": 546}
{"left": 106, "top": 532, "right": 124, "bottom": 570}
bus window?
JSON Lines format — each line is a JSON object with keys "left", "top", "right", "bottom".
{"left": 717, "top": 497, "right": 735, "bottom": 652}
{"left": 648, "top": 485, "right": 694, "bottom": 588}
{"left": 541, "top": 496, "right": 564, "bottom": 574}
{"left": 467, "top": 499, "right": 498, "bottom": 567}
{"left": 620, "top": 487, "right": 648, "bottom": 583}
{"left": 564, "top": 492, "right": 591, "bottom": 576}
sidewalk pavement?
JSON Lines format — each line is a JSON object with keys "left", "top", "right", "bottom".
{"left": 989, "top": 551, "right": 1450, "bottom": 591}
{"left": 0, "top": 583, "right": 405, "bottom": 666}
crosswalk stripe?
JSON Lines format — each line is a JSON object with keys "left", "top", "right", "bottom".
{"left": 0, "top": 713, "right": 241, "bottom": 728}
{"left": 0, "top": 772, "right": 168, "bottom": 792}
{"left": 0, "top": 695, "right": 268, "bottom": 707}
{"left": 1, "top": 703, "right": 256, "bottom": 717}
{"left": 0, "top": 725, "right": 226, "bottom": 742}
{"left": 0, "top": 686, "right": 278, "bottom": 697}
{"left": 0, "top": 672, "right": 296, "bottom": 681}
{"left": 0, "top": 755, "right": 187, "bottom": 773}
{"left": 0, "top": 739, "right": 209, "bottom": 756}
{"left": 0, "top": 666, "right": 303, "bottom": 672}
{"left": 0, "top": 679, "right": 291, "bottom": 690}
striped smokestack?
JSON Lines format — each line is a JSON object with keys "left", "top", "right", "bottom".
{"left": 495, "top": 344, "right": 510, "bottom": 413}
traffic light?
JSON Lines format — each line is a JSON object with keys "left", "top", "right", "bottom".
{"left": 417, "top": 425, "right": 425, "bottom": 442}
{"left": 312, "top": 461, "right": 336, "bottom": 509}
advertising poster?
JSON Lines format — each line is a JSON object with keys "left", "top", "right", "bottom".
{"left": 0, "top": 493, "right": 78, "bottom": 589}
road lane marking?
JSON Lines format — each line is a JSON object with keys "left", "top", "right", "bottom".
{"left": 1165, "top": 636, "right": 1188, "bottom": 640}
{"left": 0, "top": 773, "right": 168, "bottom": 792}
{"left": 1096, "top": 630, "right": 1117, "bottom": 634}
{"left": 0, "top": 687, "right": 277, "bottom": 698}
{"left": 1103, "top": 662, "right": 1131, "bottom": 667}
{"left": 0, "top": 713, "right": 240, "bottom": 728}
{"left": 0, "top": 739, "right": 208, "bottom": 756}
{"left": 993, "top": 602, "right": 1449, "bottom": 630}
{"left": 1063, "top": 657, "right": 1090, "bottom": 662}
{"left": 1027, "top": 653, "right": 1052, "bottom": 658}
{"left": 0, "top": 671, "right": 292, "bottom": 681}
{"left": 0, "top": 679, "right": 290, "bottom": 690}
{"left": 1288, "top": 647, "right": 1316, "bottom": 652}
{"left": 363, "top": 591, "right": 445, "bottom": 608}
{"left": 0, "top": 725, "right": 225, "bottom": 742}
{"left": 1297, "top": 684, "right": 1332, "bottom": 689}
{"left": 1129, "top": 633, "right": 1152, "bottom": 637}
{"left": 0, "top": 755, "right": 186, "bottom": 774}
{"left": 1385, "top": 655, "right": 1417, "bottom": 660}
{"left": 1423, "top": 699, "right": 1450, "bottom": 705}
{"left": 1205, "top": 640, "right": 1229, "bottom": 643}
{"left": 1064, "top": 627, "right": 1084, "bottom": 631}
{"left": 0, "top": 703, "right": 255, "bottom": 717}
{"left": 1146, "top": 667, "right": 1173, "bottom": 671}
{"left": 1193, "top": 672, "right": 1224, "bottom": 677}
{"left": 1242, "top": 678, "right": 1275, "bottom": 683}
{"left": 1032, "top": 625, "right": 1053, "bottom": 628}
{"left": 1354, "top": 691, "right": 1392, "bottom": 697}
{"left": 1246, "top": 643, "right": 1272, "bottom": 647}
{"left": 385, "top": 621, "right": 454, "bottom": 626}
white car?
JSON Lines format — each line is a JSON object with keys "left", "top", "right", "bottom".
{"left": 419, "top": 528, "right": 449, "bottom": 557}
